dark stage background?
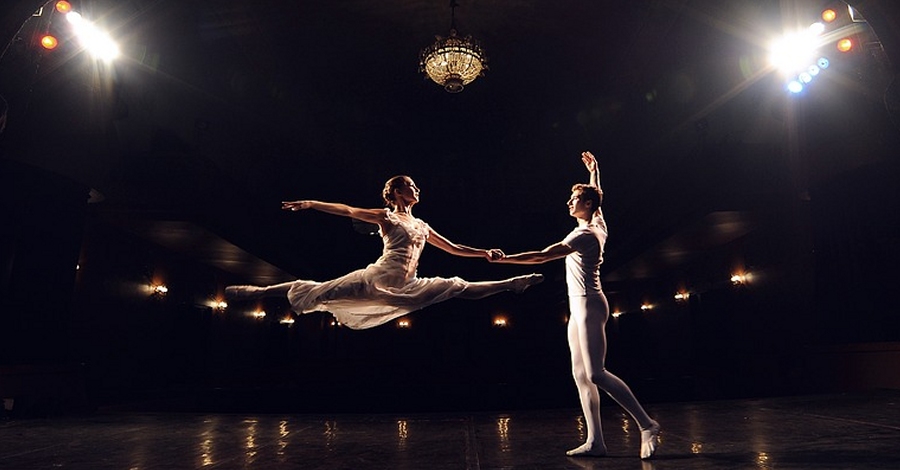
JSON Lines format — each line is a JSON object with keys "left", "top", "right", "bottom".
{"left": 1, "top": 0, "right": 899, "bottom": 416}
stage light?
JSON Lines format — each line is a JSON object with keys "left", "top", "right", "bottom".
{"left": 611, "top": 311, "right": 623, "bottom": 318}
{"left": 65, "top": 10, "right": 120, "bottom": 61}
{"left": 836, "top": 38, "right": 853, "bottom": 53}
{"left": 55, "top": 1, "right": 72, "bottom": 14}
{"left": 821, "top": 9, "right": 837, "bottom": 23}
{"left": 279, "top": 317, "right": 294, "bottom": 325}
{"left": 40, "top": 35, "right": 58, "bottom": 50}
{"left": 151, "top": 284, "right": 168, "bottom": 295}
{"left": 251, "top": 310, "right": 266, "bottom": 319}
{"left": 768, "top": 29, "right": 820, "bottom": 76}
{"left": 809, "top": 22, "right": 825, "bottom": 36}
{"left": 397, "top": 319, "right": 410, "bottom": 328}
{"left": 640, "top": 303, "right": 654, "bottom": 311}
{"left": 493, "top": 316, "right": 508, "bottom": 327}
{"left": 674, "top": 292, "right": 690, "bottom": 303}
{"left": 731, "top": 273, "right": 752, "bottom": 285}
{"left": 788, "top": 80, "right": 804, "bottom": 93}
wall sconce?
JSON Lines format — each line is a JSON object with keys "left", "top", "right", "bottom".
{"left": 150, "top": 284, "right": 168, "bottom": 296}
{"left": 731, "top": 272, "right": 752, "bottom": 285}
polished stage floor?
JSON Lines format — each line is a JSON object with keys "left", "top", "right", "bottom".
{"left": 1, "top": 390, "right": 898, "bottom": 469}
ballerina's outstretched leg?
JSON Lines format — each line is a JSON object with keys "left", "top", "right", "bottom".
{"left": 456, "top": 273, "right": 543, "bottom": 299}
{"left": 225, "top": 281, "right": 295, "bottom": 300}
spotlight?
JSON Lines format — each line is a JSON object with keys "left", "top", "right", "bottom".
{"left": 40, "top": 35, "right": 58, "bottom": 50}
{"left": 836, "top": 38, "right": 853, "bottom": 53}
{"left": 55, "top": 1, "right": 72, "bottom": 14}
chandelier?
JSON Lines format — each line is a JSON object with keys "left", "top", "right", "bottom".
{"left": 419, "top": 0, "right": 487, "bottom": 93}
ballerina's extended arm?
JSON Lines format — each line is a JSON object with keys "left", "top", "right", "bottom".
{"left": 426, "top": 227, "right": 498, "bottom": 261}
{"left": 281, "top": 200, "right": 388, "bottom": 227}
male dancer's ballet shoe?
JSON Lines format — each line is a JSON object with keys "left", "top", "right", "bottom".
{"left": 640, "top": 421, "right": 661, "bottom": 460}
{"left": 566, "top": 442, "right": 607, "bottom": 457}
{"left": 224, "top": 285, "right": 264, "bottom": 300}
{"left": 512, "top": 273, "right": 544, "bottom": 293}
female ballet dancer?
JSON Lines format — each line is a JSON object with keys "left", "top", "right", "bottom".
{"left": 225, "top": 175, "right": 543, "bottom": 330}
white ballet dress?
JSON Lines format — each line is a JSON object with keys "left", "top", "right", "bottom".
{"left": 287, "top": 209, "right": 468, "bottom": 329}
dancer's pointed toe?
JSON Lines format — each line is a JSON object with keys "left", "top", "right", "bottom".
{"left": 512, "top": 273, "right": 544, "bottom": 293}
{"left": 566, "top": 443, "right": 607, "bottom": 457}
{"left": 640, "top": 421, "right": 661, "bottom": 459}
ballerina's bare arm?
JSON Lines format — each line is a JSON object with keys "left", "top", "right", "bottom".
{"left": 489, "top": 242, "right": 574, "bottom": 265}
{"left": 426, "top": 227, "right": 495, "bottom": 260}
{"left": 281, "top": 200, "right": 388, "bottom": 226}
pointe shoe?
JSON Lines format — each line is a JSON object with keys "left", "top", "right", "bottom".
{"left": 640, "top": 421, "right": 661, "bottom": 460}
{"left": 512, "top": 273, "right": 544, "bottom": 293}
{"left": 224, "top": 285, "right": 264, "bottom": 300}
{"left": 566, "top": 442, "right": 607, "bottom": 457}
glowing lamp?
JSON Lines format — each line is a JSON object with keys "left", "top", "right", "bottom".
{"left": 40, "top": 35, "right": 58, "bottom": 50}
{"left": 55, "top": 1, "right": 72, "bottom": 14}
{"left": 821, "top": 9, "right": 837, "bottom": 23}
{"left": 837, "top": 38, "right": 853, "bottom": 52}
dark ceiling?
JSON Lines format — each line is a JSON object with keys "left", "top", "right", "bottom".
{"left": 2, "top": 0, "right": 899, "bottom": 288}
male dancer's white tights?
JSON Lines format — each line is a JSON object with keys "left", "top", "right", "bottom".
{"left": 567, "top": 294, "right": 656, "bottom": 453}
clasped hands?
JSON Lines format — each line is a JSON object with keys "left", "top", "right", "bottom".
{"left": 485, "top": 248, "right": 505, "bottom": 262}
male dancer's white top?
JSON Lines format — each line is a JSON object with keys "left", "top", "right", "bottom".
{"left": 562, "top": 214, "right": 607, "bottom": 297}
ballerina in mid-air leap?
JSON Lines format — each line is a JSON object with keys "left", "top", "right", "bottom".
{"left": 226, "top": 174, "right": 543, "bottom": 330}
